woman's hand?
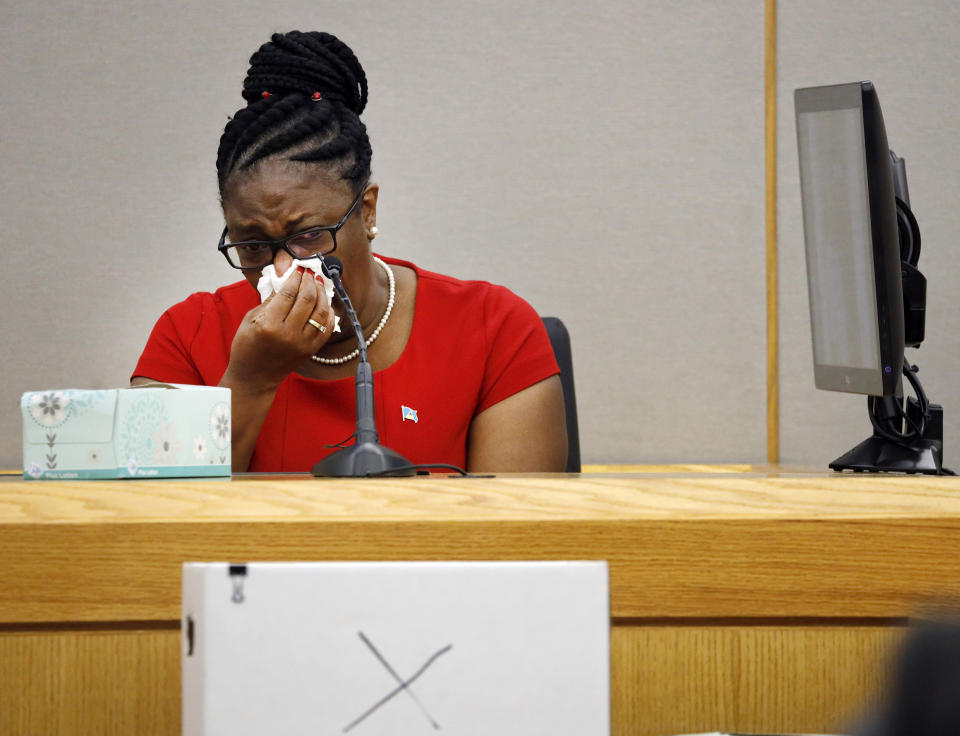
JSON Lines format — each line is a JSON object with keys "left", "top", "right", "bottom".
{"left": 218, "top": 265, "right": 336, "bottom": 471}
{"left": 224, "top": 266, "right": 336, "bottom": 391}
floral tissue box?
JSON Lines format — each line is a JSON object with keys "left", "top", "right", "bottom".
{"left": 21, "top": 384, "right": 231, "bottom": 480}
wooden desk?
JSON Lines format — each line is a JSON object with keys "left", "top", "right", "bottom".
{"left": 2, "top": 468, "right": 960, "bottom": 735}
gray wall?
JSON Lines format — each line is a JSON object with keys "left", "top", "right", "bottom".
{"left": 1, "top": 1, "right": 765, "bottom": 468}
{"left": 7, "top": 1, "right": 955, "bottom": 471}
{"left": 778, "top": 2, "right": 960, "bottom": 469}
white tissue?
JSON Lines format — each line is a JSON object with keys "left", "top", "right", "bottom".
{"left": 256, "top": 259, "right": 341, "bottom": 333}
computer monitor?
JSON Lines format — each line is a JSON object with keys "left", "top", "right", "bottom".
{"left": 794, "top": 82, "right": 950, "bottom": 475}
{"left": 794, "top": 81, "right": 904, "bottom": 398}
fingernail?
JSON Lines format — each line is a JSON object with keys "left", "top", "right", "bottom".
{"left": 296, "top": 266, "right": 305, "bottom": 275}
{"left": 315, "top": 273, "right": 323, "bottom": 281}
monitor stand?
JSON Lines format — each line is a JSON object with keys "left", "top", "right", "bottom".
{"left": 830, "top": 399, "right": 949, "bottom": 474}
{"left": 830, "top": 433, "right": 943, "bottom": 474}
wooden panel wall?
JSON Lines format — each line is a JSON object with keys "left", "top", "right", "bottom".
{"left": 0, "top": 627, "right": 180, "bottom": 735}
{"left": 0, "top": 623, "right": 903, "bottom": 736}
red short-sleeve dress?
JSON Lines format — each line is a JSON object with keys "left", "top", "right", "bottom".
{"left": 132, "top": 256, "right": 560, "bottom": 471}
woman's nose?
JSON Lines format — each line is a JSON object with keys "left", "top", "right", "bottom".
{"left": 272, "top": 249, "right": 295, "bottom": 277}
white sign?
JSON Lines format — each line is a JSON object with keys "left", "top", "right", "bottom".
{"left": 183, "top": 561, "right": 609, "bottom": 736}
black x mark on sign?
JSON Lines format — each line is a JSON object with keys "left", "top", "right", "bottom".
{"left": 342, "top": 631, "right": 453, "bottom": 733}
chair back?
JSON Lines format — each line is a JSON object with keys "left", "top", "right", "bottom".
{"left": 542, "top": 317, "right": 581, "bottom": 472}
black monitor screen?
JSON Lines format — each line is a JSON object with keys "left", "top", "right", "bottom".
{"left": 795, "top": 82, "right": 903, "bottom": 396}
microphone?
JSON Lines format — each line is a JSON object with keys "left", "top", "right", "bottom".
{"left": 311, "top": 255, "right": 414, "bottom": 477}
{"left": 320, "top": 254, "right": 342, "bottom": 278}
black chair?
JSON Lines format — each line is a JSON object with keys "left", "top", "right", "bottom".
{"left": 542, "top": 317, "right": 581, "bottom": 472}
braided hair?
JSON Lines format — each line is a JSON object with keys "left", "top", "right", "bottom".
{"left": 216, "top": 31, "right": 372, "bottom": 197}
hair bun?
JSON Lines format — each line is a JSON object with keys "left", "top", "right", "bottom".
{"left": 240, "top": 30, "right": 368, "bottom": 116}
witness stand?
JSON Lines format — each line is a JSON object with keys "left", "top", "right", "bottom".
{"left": 2, "top": 466, "right": 960, "bottom": 735}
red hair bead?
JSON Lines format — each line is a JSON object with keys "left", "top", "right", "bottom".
{"left": 261, "top": 90, "right": 271, "bottom": 99}
{"left": 312, "top": 91, "right": 323, "bottom": 101}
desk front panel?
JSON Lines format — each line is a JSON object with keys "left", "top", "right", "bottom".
{"left": 4, "top": 473, "right": 960, "bottom": 624}
{"left": 0, "top": 622, "right": 902, "bottom": 736}
{"left": 2, "top": 472, "right": 958, "bottom": 734}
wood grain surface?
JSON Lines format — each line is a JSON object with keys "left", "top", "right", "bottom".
{"left": 0, "top": 623, "right": 903, "bottom": 736}
{"left": 2, "top": 471, "right": 950, "bottom": 735}
{"left": 612, "top": 624, "right": 901, "bottom": 735}
{"left": 0, "top": 628, "right": 180, "bottom": 736}
{"left": 3, "top": 473, "right": 960, "bottom": 623}
{"left": 4, "top": 471, "right": 960, "bottom": 522}
{"left": 766, "top": 0, "right": 779, "bottom": 465}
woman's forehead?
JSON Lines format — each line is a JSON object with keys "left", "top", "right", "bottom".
{"left": 222, "top": 161, "right": 353, "bottom": 223}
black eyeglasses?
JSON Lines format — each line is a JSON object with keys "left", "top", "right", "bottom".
{"left": 217, "top": 184, "right": 367, "bottom": 270}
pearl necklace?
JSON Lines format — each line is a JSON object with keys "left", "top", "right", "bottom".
{"left": 311, "top": 256, "right": 395, "bottom": 365}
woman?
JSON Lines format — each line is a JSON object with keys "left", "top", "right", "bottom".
{"left": 132, "top": 30, "right": 567, "bottom": 472}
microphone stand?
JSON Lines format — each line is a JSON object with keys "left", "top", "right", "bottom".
{"left": 311, "top": 258, "right": 415, "bottom": 477}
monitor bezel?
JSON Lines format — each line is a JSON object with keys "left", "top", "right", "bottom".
{"left": 794, "top": 81, "right": 905, "bottom": 397}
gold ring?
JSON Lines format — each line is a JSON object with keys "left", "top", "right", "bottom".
{"left": 307, "top": 318, "right": 326, "bottom": 333}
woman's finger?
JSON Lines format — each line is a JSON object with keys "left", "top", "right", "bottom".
{"left": 286, "top": 267, "right": 324, "bottom": 329}
{"left": 262, "top": 265, "right": 305, "bottom": 320}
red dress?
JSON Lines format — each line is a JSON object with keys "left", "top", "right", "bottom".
{"left": 132, "top": 256, "right": 560, "bottom": 471}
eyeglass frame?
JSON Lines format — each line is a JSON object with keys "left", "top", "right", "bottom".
{"left": 217, "top": 182, "right": 369, "bottom": 270}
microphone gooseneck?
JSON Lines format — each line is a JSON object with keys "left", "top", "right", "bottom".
{"left": 311, "top": 255, "right": 414, "bottom": 477}
{"left": 322, "top": 256, "right": 367, "bottom": 364}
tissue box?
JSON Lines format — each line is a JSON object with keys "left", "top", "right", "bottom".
{"left": 21, "top": 384, "right": 231, "bottom": 480}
